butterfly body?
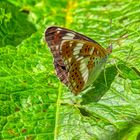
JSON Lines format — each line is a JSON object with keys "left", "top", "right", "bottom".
{"left": 45, "top": 26, "right": 112, "bottom": 95}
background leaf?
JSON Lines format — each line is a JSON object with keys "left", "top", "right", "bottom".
{"left": 0, "top": 1, "right": 36, "bottom": 47}
{"left": 0, "top": 0, "right": 140, "bottom": 140}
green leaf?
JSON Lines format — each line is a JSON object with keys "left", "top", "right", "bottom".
{"left": 0, "top": 1, "right": 36, "bottom": 47}
{"left": 0, "top": 0, "right": 140, "bottom": 140}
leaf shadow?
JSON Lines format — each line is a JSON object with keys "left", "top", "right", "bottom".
{"left": 81, "top": 65, "right": 117, "bottom": 105}
{"left": 0, "top": 1, "right": 36, "bottom": 47}
{"left": 112, "top": 117, "right": 140, "bottom": 140}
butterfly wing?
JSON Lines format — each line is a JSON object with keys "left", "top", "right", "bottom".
{"left": 45, "top": 26, "right": 112, "bottom": 95}
{"left": 60, "top": 39, "right": 110, "bottom": 95}
{"left": 45, "top": 26, "right": 101, "bottom": 86}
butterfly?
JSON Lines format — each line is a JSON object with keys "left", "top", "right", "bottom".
{"left": 45, "top": 26, "right": 112, "bottom": 95}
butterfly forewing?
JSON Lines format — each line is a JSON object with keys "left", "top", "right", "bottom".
{"left": 45, "top": 26, "right": 100, "bottom": 87}
{"left": 45, "top": 26, "right": 112, "bottom": 95}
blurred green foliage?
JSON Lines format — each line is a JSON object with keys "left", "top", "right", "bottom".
{"left": 0, "top": 0, "right": 140, "bottom": 140}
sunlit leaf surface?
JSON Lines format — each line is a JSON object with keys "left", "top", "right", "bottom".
{"left": 0, "top": 0, "right": 140, "bottom": 140}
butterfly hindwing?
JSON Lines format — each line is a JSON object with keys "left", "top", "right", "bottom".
{"left": 60, "top": 39, "right": 109, "bottom": 94}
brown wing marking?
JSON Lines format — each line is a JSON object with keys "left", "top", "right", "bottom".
{"left": 79, "top": 41, "right": 108, "bottom": 71}
{"left": 61, "top": 41, "right": 77, "bottom": 59}
{"left": 68, "top": 59, "right": 85, "bottom": 95}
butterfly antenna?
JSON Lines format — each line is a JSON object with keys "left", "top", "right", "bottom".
{"left": 103, "top": 18, "right": 113, "bottom": 87}
{"left": 108, "top": 19, "right": 113, "bottom": 53}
